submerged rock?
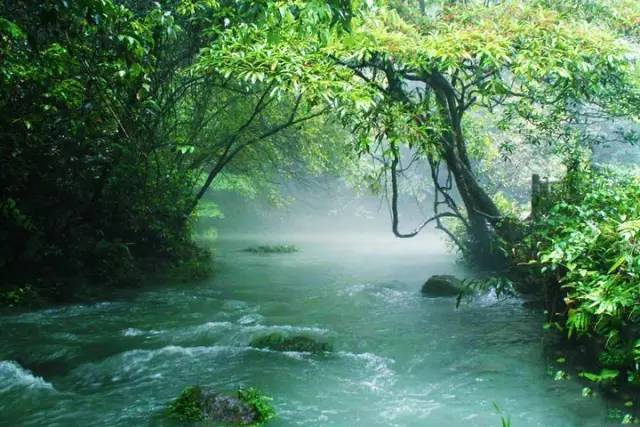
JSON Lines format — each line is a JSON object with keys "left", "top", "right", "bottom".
{"left": 250, "top": 332, "right": 332, "bottom": 353}
{"left": 167, "top": 386, "right": 275, "bottom": 425}
{"left": 421, "top": 275, "right": 464, "bottom": 297}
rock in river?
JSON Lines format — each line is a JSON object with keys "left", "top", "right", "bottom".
{"left": 250, "top": 332, "right": 332, "bottom": 353}
{"left": 421, "top": 275, "right": 464, "bottom": 297}
{"left": 167, "top": 385, "right": 275, "bottom": 425}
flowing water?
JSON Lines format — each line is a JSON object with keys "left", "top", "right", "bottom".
{"left": 0, "top": 232, "right": 617, "bottom": 426}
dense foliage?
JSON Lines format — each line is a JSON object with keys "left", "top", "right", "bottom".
{"left": 1, "top": 0, "right": 195, "bottom": 296}
{"left": 0, "top": 0, "right": 346, "bottom": 300}
{"left": 514, "top": 168, "right": 640, "bottom": 387}
{"left": 3, "top": 0, "right": 637, "bottom": 296}
{"left": 204, "top": 0, "right": 639, "bottom": 263}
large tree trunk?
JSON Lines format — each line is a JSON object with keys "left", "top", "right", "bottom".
{"left": 441, "top": 141, "right": 503, "bottom": 264}
{"left": 429, "top": 74, "right": 505, "bottom": 265}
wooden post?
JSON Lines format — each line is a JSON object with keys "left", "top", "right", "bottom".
{"left": 532, "top": 174, "right": 540, "bottom": 219}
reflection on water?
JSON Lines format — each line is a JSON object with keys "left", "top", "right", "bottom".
{"left": 0, "top": 232, "right": 616, "bottom": 426}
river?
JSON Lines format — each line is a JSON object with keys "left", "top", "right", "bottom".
{"left": 0, "top": 232, "right": 617, "bottom": 426}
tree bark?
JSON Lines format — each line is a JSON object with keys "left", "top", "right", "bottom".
{"left": 428, "top": 73, "right": 504, "bottom": 265}
{"left": 418, "top": 0, "right": 426, "bottom": 15}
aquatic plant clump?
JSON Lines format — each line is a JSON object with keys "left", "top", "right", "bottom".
{"left": 242, "top": 245, "right": 299, "bottom": 254}
{"left": 250, "top": 333, "right": 332, "bottom": 353}
{"left": 167, "top": 386, "right": 204, "bottom": 422}
{"left": 237, "top": 387, "right": 276, "bottom": 426}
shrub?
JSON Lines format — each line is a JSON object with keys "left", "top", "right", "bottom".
{"left": 518, "top": 167, "right": 640, "bottom": 383}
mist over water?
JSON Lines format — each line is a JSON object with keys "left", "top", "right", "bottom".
{"left": 0, "top": 189, "right": 619, "bottom": 426}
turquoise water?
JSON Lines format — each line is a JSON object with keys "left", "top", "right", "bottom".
{"left": 0, "top": 232, "right": 615, "bottom": 426}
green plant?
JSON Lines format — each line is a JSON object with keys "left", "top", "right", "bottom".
{"left": 579, "top": 369, "right": 620, "bottom": 385}
{"left": 492, "top": 402, "right": 512, "bottom": 427}
{"left": 516, "top": 168, "right": 640, "bottom": 381}
{"left": 0, "top": 285, "right": 40, "bottom": 307}
{"left": 237, "top": 387, "right": 276, "bottom": 426}
{"left": 456, "top": 276, "right": 516, "bottom": 308}
{"left": 599, "top": 346, "right": 631, "bottom": 369}
{"left": 167, "top": 386, "right": 204, "bottom": 422}
{"left": 0, "top": 0, "right": 346, "bottom": 301}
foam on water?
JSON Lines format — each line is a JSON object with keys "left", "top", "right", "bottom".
{"left": 238, "top": 313, "right": 264, "bottom": 325}
{"left": 244, "top": 324, "right": 330, "bottom": 335}
{"left": 0, "top": 360, "right": 55, "bottom": 393}
{"left": 336, "top": 351, "right": 397, "bottom": 391}
{"left": 117, "top": 344, "right": 239, "bottom": 366}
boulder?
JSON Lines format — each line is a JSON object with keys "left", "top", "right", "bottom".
{"left": 168, "top": 386, "right": 274, "bottom": 425}
{"left": 420, "top": 275, "right": 464, "bottom": 297}
{"left": 250, "top": 332, "right": 332, "bottom": 353}
{"left": 202, "top": 392, "right": 258, "bottom": 425}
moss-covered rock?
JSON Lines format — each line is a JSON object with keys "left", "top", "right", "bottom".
{"left": 242, "top": 245, "right": 298, "bottom": 254}
{"left": 249, "top": 333, "right": 332, "bottom": 353}
{"left": 167, "top": 385, "right": 275, "bottom": 425}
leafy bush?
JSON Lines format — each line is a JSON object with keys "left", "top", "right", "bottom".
{"left": 520, "top": 168, "right": 640, "bottom": 382}
{"left": 0, "top": 0, "right": 205, "bottom": 300}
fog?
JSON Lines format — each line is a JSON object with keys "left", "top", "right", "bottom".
{"left": 205, "top": 178, "right": 438, "bottom": 239}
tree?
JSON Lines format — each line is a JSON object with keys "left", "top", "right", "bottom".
{"left": 205, "top": 0, "right": 639, "bottom": 264}
{"left": 0, "top": 0, "right": 352, "bottom": 294}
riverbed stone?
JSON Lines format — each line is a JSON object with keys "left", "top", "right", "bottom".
{"left": 250, "top": 332, "right": 332, "bottom": 353}
{"left": 421, "top": 275, "right": 464, "bottom": 297}
{"left": 202, "top": 392, "right": 259, "bottom": 424}
{"left": 168, "top": 386, "right": 260, "bottom": 424}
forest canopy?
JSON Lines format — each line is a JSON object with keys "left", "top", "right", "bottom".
{"left": 203, "top": 0, "right": 639, "bottom": 260}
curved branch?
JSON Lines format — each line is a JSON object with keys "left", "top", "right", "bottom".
{"left": 389, "top": 144, "right": 465, "bottom": 238}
